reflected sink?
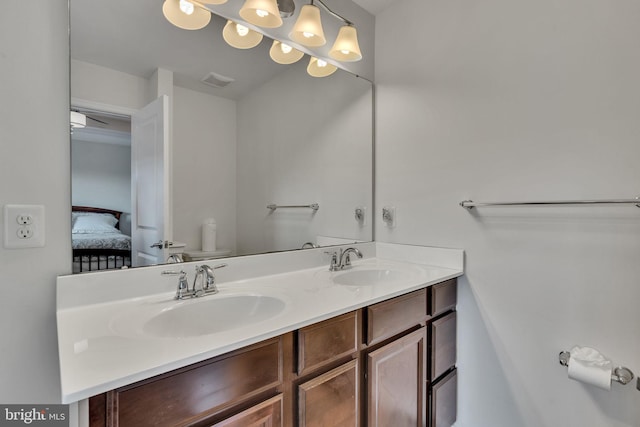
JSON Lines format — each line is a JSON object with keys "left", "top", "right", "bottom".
{"left": 332, "top": 268, "right": 416, "bottom": 286}
{"left": 115, "top": 294, "right": 286, "bottom": 339}
{"left": 332, "top": 268, "right": 415, "bottom": 286}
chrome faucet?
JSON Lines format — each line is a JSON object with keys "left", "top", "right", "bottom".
{"left": 338, "top": 247, "right": 363, "bottom": 269}
{"left": 327, "top": 247, "right": 363, "bottom": 271}
{"left": 162, "top": 263, "right": 227, "bottom": 300}
{"left": 193, "top": 263, "right": 228, "bottom": 297}
{"left": 301, "top": 242, "right": 319, "bottom": 249}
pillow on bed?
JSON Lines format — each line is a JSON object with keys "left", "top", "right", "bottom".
{"left": 72, "top": 213, "right": 120, "bottom": 234}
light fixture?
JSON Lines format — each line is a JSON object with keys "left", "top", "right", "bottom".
{"left": 307, "top": 57, "right": 337, "bottom": 77}
{"left": 222, "top": 20, "right": 264, "bottom": 49}
{"left": 328, "top": 25, "right": 362, "bottom": 62}
{"left": 239, "top": 0, "right": 283, "bottom": 28}
{"left": 162, "top": 0, "right": 211, "bottom": 30}
{"left": 197, "top": 0, "right": 228, "bottom": 3}
{"left": 70, "top": 111, "right": 86, "bottom": 129}
{"left": 269, "top": 40, "right": 304, "bottom": 64}
{"left": 289, "top": 3, "right": 326, "bottom": 47}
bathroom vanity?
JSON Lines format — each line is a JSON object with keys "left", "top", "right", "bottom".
{"left": 56, "top": 243, "right": 463, "bottom": 427}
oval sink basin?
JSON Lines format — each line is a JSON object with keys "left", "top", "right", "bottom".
{"left": 332, "top": 268, "right": 415, "bottom": 286}
{"left": 141, "top": 294, "right": 286, "bottom": 338}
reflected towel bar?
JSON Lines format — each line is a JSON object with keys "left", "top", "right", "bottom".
{"left": 460, "top": 197, "right": 640, "bottom": 210}
{"left": 267, "top": 203, "right": 320, "bottom": 211}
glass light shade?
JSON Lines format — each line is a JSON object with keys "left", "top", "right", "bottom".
{"left": 289, "top": 4, "right": 326, "bottom": 47}
{"left": 162, "top": 0, "right": 211, "bottom": 30}
{"left": 239, "top": 0, "right": 283, "bottom": 28}
{"left": 269, "top": 40, "right": 304, "bottom": 64}
{"left": 307, "top": 57, "right": 337, "bottom": 77}
{"left": 329, "top": 25, "right": 362, "bottom": 62}
{"left": 198, "top": 0, "right": 228, "bottom": 3}
{"left": 222, "top": 20, "right": 264, "bottom": 49}
{"left": 70, "top": 111, "right": 86, "bottom": 129}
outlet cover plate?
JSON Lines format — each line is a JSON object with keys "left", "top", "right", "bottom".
{"left": 4, "top": 204, "right": 45, "bottom": 248}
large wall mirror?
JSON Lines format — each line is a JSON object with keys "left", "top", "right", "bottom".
{"left": 70, "top": 0, "right": 373, "bottom": 274}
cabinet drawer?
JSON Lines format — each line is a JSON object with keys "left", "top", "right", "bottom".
{"left": 430, "top": 311, "right": 456, "bottom": 381}
{"left": 366, "top": 289, "right": 427, "bottom": 345}
{"left": 298, "top": 359, "right": 359, "bottom": 427}
{"left": 297, "top": 311, "right": 359, "bottom": 375}
{"left": 211, "top": 394, "right": 283, "bottom": 427}
{"left": 116, "top": 337, "right": 283, "bottom": 427}
{"left": 430, "top": 369, "right": 457, "bottom": 427}
{"left": 429, "top": 279, "right": 457, "bottom": 318}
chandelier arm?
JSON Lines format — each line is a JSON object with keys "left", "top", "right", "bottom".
{"left": 311, "top": 0, "right": 353, "bottom": 26}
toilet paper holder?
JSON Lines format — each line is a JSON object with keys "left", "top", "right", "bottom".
{"left": 559, "top": 351, "right": 635, "bottom": 385}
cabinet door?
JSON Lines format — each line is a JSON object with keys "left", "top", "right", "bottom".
{"left": 430, "top": 370, "right": 457, "bottom": 427}
{"left": 367, "top": 328, "right": 426, "bottom": 427}
{"left": 211, "top": 394, "right": 283, "bottom": 427}
{"left": 298, "top": 359, "right": 359, "bottom": 427}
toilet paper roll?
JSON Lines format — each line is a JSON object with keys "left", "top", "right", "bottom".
{"left": 202, "top": 218, "right": 217, "bottom": 252}
{"left": 567, "top": 346, "right": 612, "bottom": 390}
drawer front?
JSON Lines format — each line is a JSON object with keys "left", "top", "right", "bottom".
{"left": 116, "top": 337, "right": 283, "bottom": 427}
{"left": 366, "top": 289, "right": 427, "bottom": 346}
{"left": 430, "top": 311, "right": 456, "bottom": 381}
{"left": 430, "top": 279, "right": 457, "bottom": 318}
{"left": 297, "top": 311, "right": 359, "bottom": 375}
{"left": 298, "top": 359, "right": 359, "bottom": 427}
{"left": 212, "top": 394, "right": 283, "bottom": 427}
{"left": 430, "top": 369, "right": 457, "bottom": 427}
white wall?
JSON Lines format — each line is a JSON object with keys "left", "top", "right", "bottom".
{"left": 236, "top": 60, "right": 373, "bottom": 255}
{"left": 71, "top": 140, "right": 131, "bottom": 214}
{"left": 376, "top": 0, "right": 640, "bottom": 426}
{"left": 0, "top": 0, "right": 69, "bottom": 403}
{"left": 71, "top": 60, "right": 149, "bottom": 110}
{"left": 172, "top": 86, "right": 237, "bottom": 253}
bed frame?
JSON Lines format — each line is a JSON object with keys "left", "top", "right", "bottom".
{"left": 72, "top": 206, "right": 132, "bottom": 273}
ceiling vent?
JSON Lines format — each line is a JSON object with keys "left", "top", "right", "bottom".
{"left": 201, "top": 72, "right": 235, "bottom": 88}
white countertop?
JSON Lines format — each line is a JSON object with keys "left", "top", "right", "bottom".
{"left": 56, "top": 242, "right": 463, "bottom": 403}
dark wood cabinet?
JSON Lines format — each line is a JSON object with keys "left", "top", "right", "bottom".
{"left": 366, "top": 288, "right": 427, "bottom": 346}
{"left": 430, "top": 311, "right": 457, "bottom": 382}
{"left": 298, "top": 359, "right": 359, "bottom": 427}
{"left": 297, "top": 311, "right": 360, "bottom": 376}
{"left": 210, "top": 394, "right": 283, "bottom": 427}
{"left": 89, "top": 278, "right": 458, "bottom": 427}
{"left": 366, "top": 328, "right": 426, "bottom": 427}
{"left": 430, "top": 370, "right": 457, "bottom": 427}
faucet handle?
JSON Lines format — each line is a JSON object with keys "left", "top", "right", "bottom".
{"left": 162, "top": 270, "right": 191, "bottom": 300}
{"left": 324, "top": 251, "right": 340, "bottom": 271}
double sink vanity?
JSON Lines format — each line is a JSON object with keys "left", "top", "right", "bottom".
{"left": 57, "top": 242, "right": 463, "bottom": 426}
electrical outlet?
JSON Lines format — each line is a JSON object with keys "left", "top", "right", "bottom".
{"left": 16, "top": 214, "right": 33, "bottom": 225}
{"left": 16, "top": 227, "right": 33, "bottom": 239}
{"left": 4, "top": 204, "right": 45, "bottom": 248}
